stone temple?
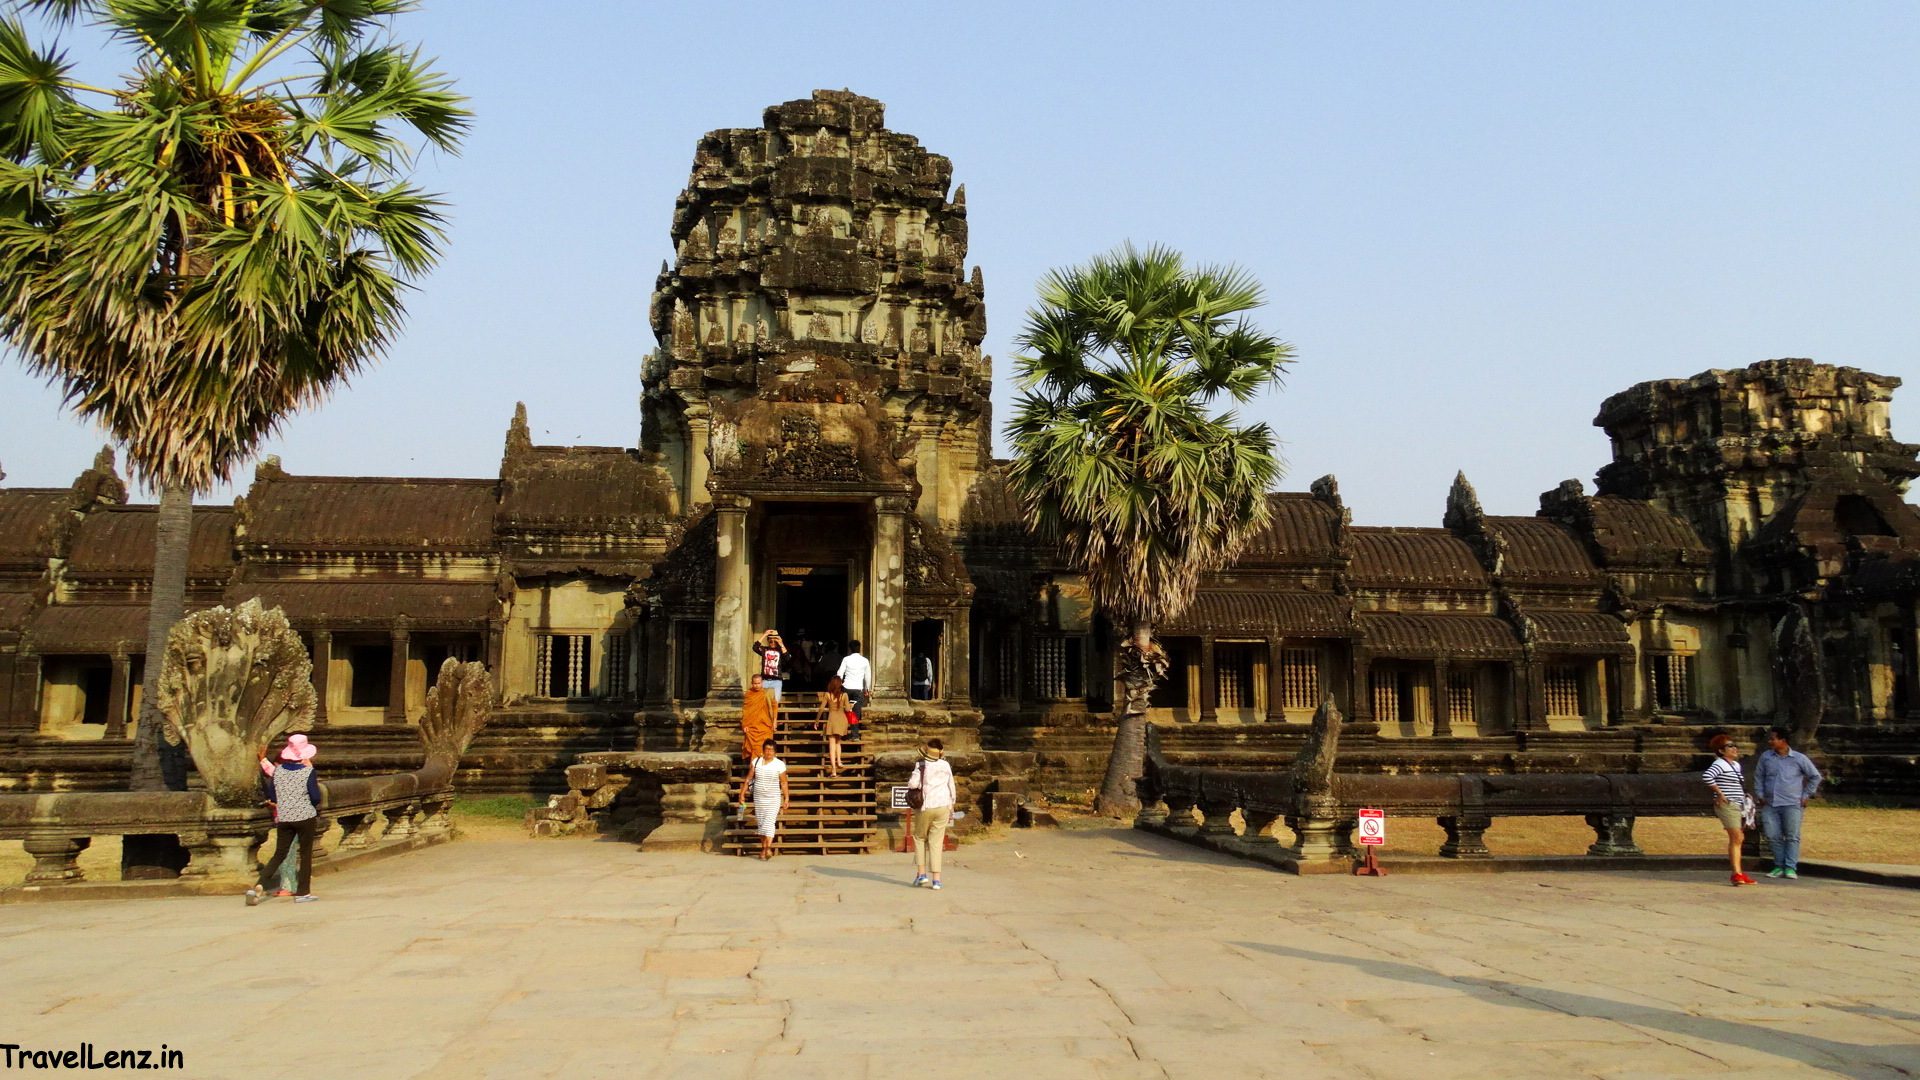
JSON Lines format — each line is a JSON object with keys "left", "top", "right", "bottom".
{"left": 2, "top": 90, "right": 1917, "bottom": 808}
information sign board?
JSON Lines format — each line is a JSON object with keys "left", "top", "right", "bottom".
{"left": 1356, "top": 807, "right": 1386, "bottom": 846}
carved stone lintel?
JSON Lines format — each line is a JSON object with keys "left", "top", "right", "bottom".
{"left": 22, "top": 834, "right": 90, "bottom": 884}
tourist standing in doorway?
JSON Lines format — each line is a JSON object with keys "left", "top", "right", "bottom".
{"left": 1753, "top": 725, "right": 1822, "bottom": 879}
{"left": 815, "top": 676, "right": 853, "bottom": 777}
{"left": 837, "top": 639, "right": 871, "bottom": 717}
{"left": 908, "top": 738, "right": 958, "bottom": 890}
{"left": 246, "top": 734, "right": 322, "bottom": 904}
{"left": 753, "top": 629, "right": 788, "bottom": 705}
{"left": 741, "top": 673, "right": 777, "bottom": 761}
{"left": 912, "top": 653, "right": 935, "bottom": 701}
{"left": 740, "top": 738, "right": 790, "bottom": 860}
{"left": 1703, "top": 734, "right": 1755, "bottom": 886}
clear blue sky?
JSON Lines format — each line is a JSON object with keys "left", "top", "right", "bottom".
{"left": 2, "top": 2, "right": 1916, "bottom": 524}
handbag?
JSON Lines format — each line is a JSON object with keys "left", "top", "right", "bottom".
{"left": 1741, "top": 798, "right": 1757, "bottom": 830}
{"left": 907, "top": 760, "right": 925, "bottom": 810}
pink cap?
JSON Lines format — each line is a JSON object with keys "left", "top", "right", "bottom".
{"left": 279, "top": 733, "right": 317, "bottom": 763}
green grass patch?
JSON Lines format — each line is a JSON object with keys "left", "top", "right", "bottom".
{"left": 451, "top": 794, "right": 541, "bottom": 820}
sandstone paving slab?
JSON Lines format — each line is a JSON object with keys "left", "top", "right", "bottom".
{"left": 8, "top": 828, "right": 1920, "bottom": 1079}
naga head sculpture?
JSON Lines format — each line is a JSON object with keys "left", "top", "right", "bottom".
{"left": 155, "top": 599, "right": 316, "bottom": 807}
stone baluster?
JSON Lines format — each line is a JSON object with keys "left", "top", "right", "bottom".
{"left": 1585, "top": 812, "right": 1642, "bottom": 856}
{"left": 1161, "top": 793, "right": 1198, "bottom": 834}
{"left": 382, "top": 802, "right": 420, "bottom": 840}
{"left": 1437, "top": 814, "right": 1493, "bottom": 858}
{"left": 1240, "top": 808, "right": 1283, "bottom": 847}
{"left": 22, "top": 833, "right": 90, "bottom": 884}
{"left": 1133, "top": 797, "right": 1169, "bottom": 830}
{"left": 1285, "top": 796, "right": 1347, "bottom": 863}
{"left": 419, "top": 797, "right": 455, "bottom": 836}
{"left": 1196, "top": 797, "right": 1238, "bottom": 839}
{"left": 336, "top": 811, "right": 381, "bottom": 850}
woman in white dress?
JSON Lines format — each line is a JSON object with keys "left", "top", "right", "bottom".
{"left": 739, "top": 738, "right": 790, "bottom": 860}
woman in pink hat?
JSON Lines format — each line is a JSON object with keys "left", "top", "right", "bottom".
{"left": 246, "top": 734, "right": 323, "bottom": 905}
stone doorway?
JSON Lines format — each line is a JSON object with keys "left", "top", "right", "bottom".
{"left": 777, "top": 565, "right": 849, "bottom": 693}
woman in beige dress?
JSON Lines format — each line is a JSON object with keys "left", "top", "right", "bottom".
{"left": 815, "top": 675, "right": 852, "bottom": 777}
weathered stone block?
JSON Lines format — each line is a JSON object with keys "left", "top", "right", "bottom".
{"left": 566, "top": 763, "right": 607, "bottom": 792}
{"left": 986, "top": 792, "right": 1021, "bottom": 825}
{"left": 1017, "top": 803, "right": 1058, "bottom": 829}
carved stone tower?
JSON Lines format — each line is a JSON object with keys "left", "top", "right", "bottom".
{"left": 639, "top": 90, "right": 987, "bottom": 721}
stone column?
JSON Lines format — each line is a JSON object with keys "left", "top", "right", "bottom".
{"left": 310, "top": 629, "right": 332, "bottom": 727}
{"left": 869, "top": 497, "right": 910, "bottom": 701}
{"left": 684, "top": 408, "right": 713, "bottom": 510}
{"left": 1603, "top": 654, "right": 1625, "bottom": 727}
{"left": 105, "top": 645, "right": 132, "bottom": 740}
{"left": 484, "top": 623, "right": 505, "bottom": 701}
{"left": 7, "top": 647, "right": 40, "bottom": 731}
{"left": 385, "top": 619, "right": 411, "bottom": 725}
{"left": 1520, "top": 654, "right": 1547, "bottom": 731}
{"left": 1198, "top": 637, "right": 1218, "bottom": 723}
{"left": 1349, "top": 647, "right": 1374, "bottom": 724}
{"left": 1265, "top": 638, "right": 1286, "bottom": 723}
{"left": 1615, "top": 649, "right": 1641, "bottom": 723}
{"left": 707, "top": 494, "right": 751, "bottom": 703}
{"left": 945, "top": 608, "right": 971, "bottom": 705}
{"left": 1432, "top": 657, "right": 1452, "bottom": 737}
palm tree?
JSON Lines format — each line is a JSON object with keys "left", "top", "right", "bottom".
{"left": 1007, "top": 244, "right": 1292, "bottom": 816}
{"left": 0, "top": 1, "right": 466, "bottom": 804}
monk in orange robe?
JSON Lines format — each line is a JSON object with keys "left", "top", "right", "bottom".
{"left": 741, "top": 673, "right": 777, "bottom": 760}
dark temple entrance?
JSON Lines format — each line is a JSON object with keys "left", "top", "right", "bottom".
{"left": 777, "top": 565, "right": 849, "bottom": 693}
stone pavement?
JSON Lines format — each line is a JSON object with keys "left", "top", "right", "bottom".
{"left": 3, "top": 828, "right": 1918, "bottom": 1080}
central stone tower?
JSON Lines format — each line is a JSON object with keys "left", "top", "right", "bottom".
{"left": 640, "top": 90, "right": 988, "bottom": 721}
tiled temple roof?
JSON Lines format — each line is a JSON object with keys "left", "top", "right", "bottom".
{"left": 1357, "top": 613, "right": 1521, "bottom": 659}
{"left": 0, "top": 491, "right": 68, "bottom": 568}
{"left": 1519, "top": 609, "right": 1632, "bottom": 654}
{"left": 1349, "top": 529, "right": 1487, "bottom": 588}
{"left": 244, "top": 477, "right": 497, "bottom": 552}
{"left": 1165, "top": 590, "right": 1351, "bottom": 636}
{"left": 225, "top": 580, "right": 500, "bottom": 628}
{"left": 1586, "top": 496, "right": 1710, "bottom": 566}
{"left": 65, "top": 507, "right": 235, "bottom": 578}
{"left": 498, "top": 445, "right": 674, "bottom": 529}
{"left": 1241, "top": 494, "right": 1342, "bottom": 563}
{"left": 26, "top": 602, "right": 211, "bottom": 652}
{"left": 1486, "top": 517, "right": 1604, "bottom": 583}
{"left": 0, "top": 590, "right": 35, "bottom": 636}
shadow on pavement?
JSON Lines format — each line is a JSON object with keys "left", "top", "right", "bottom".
{"left": 1234, "top": 940, "right": 1918, "bottom": 1079}
{"left": 806, "top": 865, "right": 914, "bottom": 886}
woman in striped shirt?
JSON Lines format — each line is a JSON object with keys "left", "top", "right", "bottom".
{"left": 1703, "top": 734, "right": 1755, "bottom": 886}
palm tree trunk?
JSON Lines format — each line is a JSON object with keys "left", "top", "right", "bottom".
{"left": 1095, "top": 619, "right": 1166, "bottom": 817}
{"left": 128, "top": 483, "right": 192, "bottom": 791}
{"left": 123, "top": 483, "right": 193, "bottom": 878}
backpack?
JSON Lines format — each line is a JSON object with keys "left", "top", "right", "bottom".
{"left": 908, "top": 759, "right": 926, "bottom": 810}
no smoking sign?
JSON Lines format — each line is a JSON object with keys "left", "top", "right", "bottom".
{"left": 1356, "top": 808, "right": 1386, "bottom": 846}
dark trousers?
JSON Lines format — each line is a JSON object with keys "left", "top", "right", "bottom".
{"left": 259, "top": 817, "right": 318, "bottom": 895}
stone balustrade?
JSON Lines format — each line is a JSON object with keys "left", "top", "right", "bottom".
{"left": 0, "top": 766, "right": 459, "bottom": 891}
{"left": 1137, "top": 753, "right": 1715, "bottom": 874}
{"left": 527, "top": 751, "right": 733, "bottom": 850}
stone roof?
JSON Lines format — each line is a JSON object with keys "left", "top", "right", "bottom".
{"left": 1349, "top": 529, "right": 1488, "bottom": 588}
{"left": 65, "top": 507, "right": 235, "bottom": 578}
{"left": 0, "top": 589, "right": 35, "bottom": 636}
{"left": 1585, "top": 497, "right": 1710, "bottom": 567}
{"left": 1240, "top": 494, "right": 1343, "bottom": 563}
{"left": 243, "top": 476, "right": 497, "bottom": 552}
{"left": 1165, "top": 590, "right": 1351, "bottom": 636}
{"left": 1520, "top": 609, "right": 1632, "bottom": 654}
{"left": 0, "top": 491, "right": 68, "bottom": 568}
{"left": 1485, "top": 517, "right": 1603, "bottom": 583}
{"left": 498, "top": 445, "right": 674, "bottom": 530}
{"left": 26, "top": 602, "right": 210, "bottom": 653}
{"left": 1357, "top": 613, "right": 1521, "bottom": 659}
{"left": 226, "top": 581, "right": 500, "bottom": 628}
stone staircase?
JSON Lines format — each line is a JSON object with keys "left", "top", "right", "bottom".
{"left": 723, "top": 707, "right": 877, "bottom": 855}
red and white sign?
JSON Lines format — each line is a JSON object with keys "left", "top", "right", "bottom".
{"left": 1356, "top": 808, "right": 1386, "bottom": 846}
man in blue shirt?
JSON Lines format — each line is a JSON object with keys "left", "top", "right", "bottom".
{"left": 1752, "top": 725, "right": 1823, "bottom": 879}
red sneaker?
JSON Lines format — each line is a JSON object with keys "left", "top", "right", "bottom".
{"left": 1733, "top": 873, "right": 1757, "bottom": 885}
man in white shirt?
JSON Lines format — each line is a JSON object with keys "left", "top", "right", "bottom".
{"left": 836, "top": 639, "right": 871, "bottom": 717}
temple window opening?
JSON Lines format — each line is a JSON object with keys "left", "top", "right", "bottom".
{"left": 1649, "top": 653, "right": 1693, "bottom": 712}
{"left": 1280, "top": 647, "right": 1321, "bottom": 712}
{"left": 536, "top": 634, "right": 591, "bottom": 699}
